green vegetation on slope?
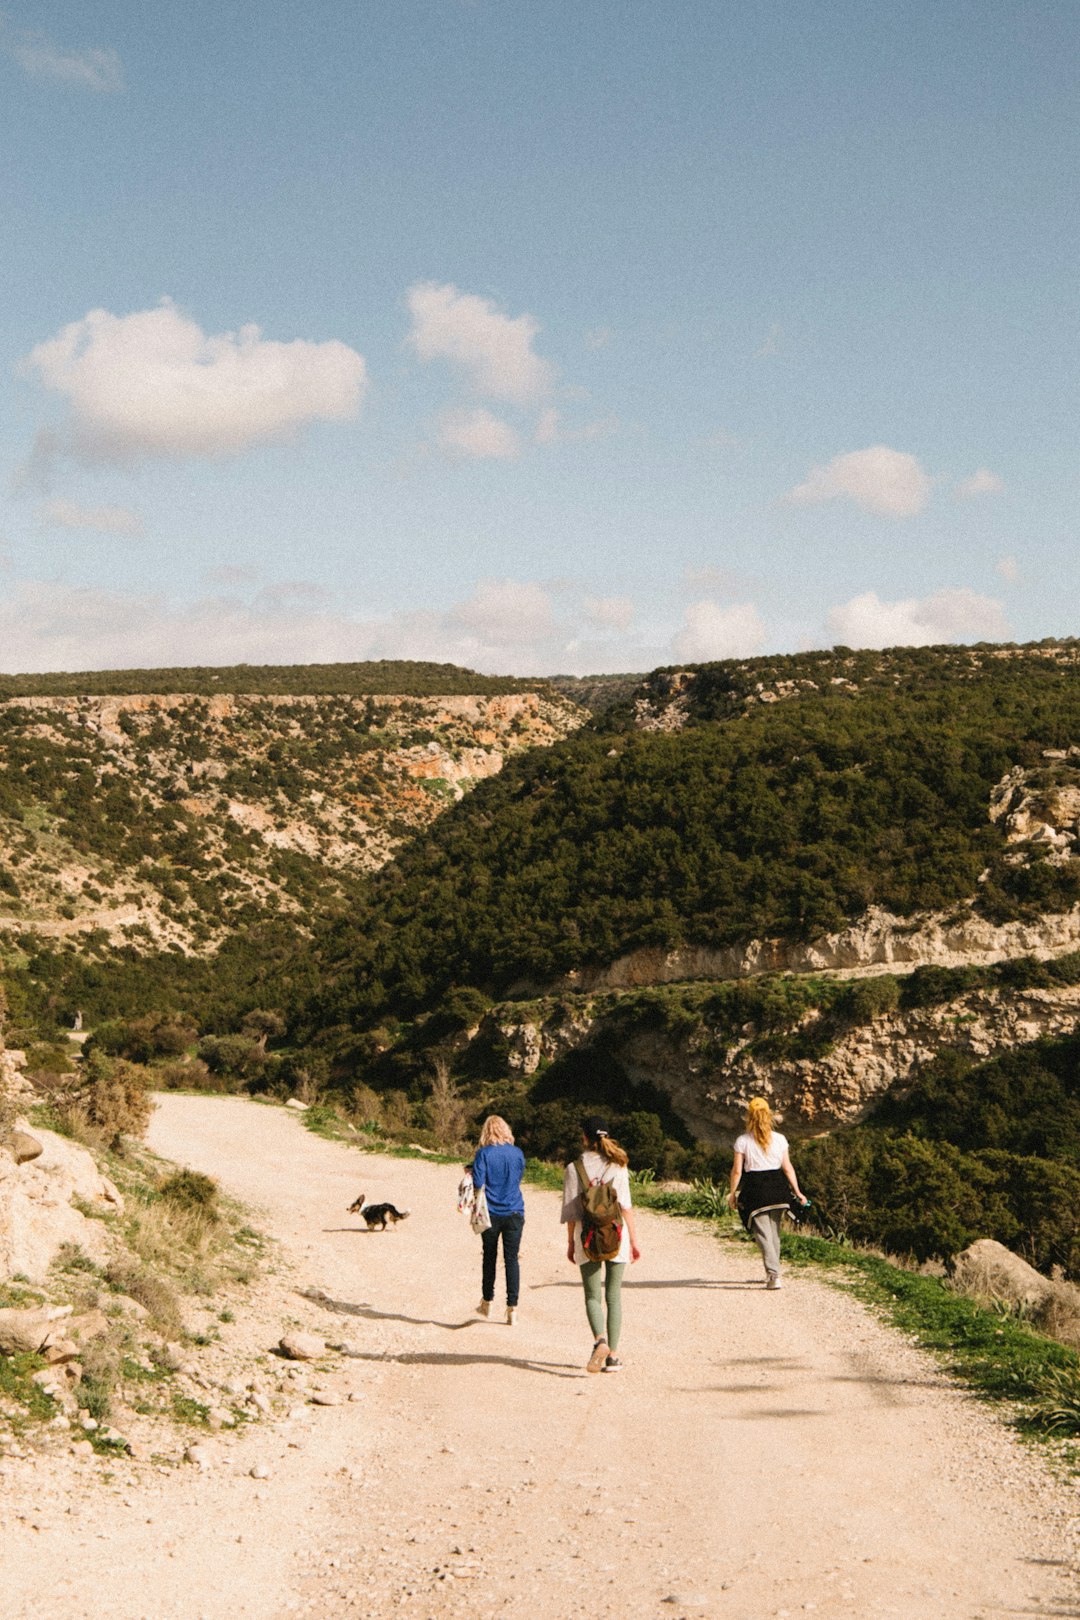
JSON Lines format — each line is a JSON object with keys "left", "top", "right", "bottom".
{"left": 301, "top": 646, "right": 1080, "bottom": 1040}
{"left": 800, "top": 1030, "right": 1080, "bottom": 1277}
{"left": 0, "top": 660, "right": 541, "bottom": 699}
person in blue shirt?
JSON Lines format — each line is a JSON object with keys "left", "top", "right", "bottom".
{"left": 470, "top": 1115, "right": 526, "bottom": 1325}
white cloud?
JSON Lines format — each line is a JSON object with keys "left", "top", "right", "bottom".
{"left": 955, "top": 467, "right": 1005, "bottom": 500}
{"left": 437, "top": 407, "right": 520, "bottom": 460}
{"left": 786, "top": 446, "right": 931, "bottom": 518}
{"left": 996, "top": 556, "right": 1020, "bottom": 585}
{"left": 451, "top": 579, "right": 556, "bottom": 645}
{"left": 826, "top": 588, "right": 1009, "bottom": 649}
{"left": 672, "top": 599, "right": 767, "bottom": 662}
{"left": 0, "top": 576, "right": 658, "bottom": 678}
{"left": 21, "top": 299, "right": 367, "bottom": 463}
{"left": 5, "top": 27, "right": 123, "bottom": 91}
{"left": 406, "top": 282, "right": 553, "bottom": 402}
{"left": 532, "top": 406, "right": 618, "bottom": 449}
{"left": 584, "top": 595, "right": 634, "bottom": 632}
{"left": 37, "top": 498, "right": 143, "bottom": 537}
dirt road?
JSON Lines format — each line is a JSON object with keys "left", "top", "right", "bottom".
{"left": 2, "top": 1094, "right": 1078, "bottom": 1620}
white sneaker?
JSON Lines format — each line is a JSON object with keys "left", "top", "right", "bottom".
{"left": 476, "top": 1299, "right": 491, "bottom": 1317}
{"left": 506, "top": 1306, "right": 517, "bottom": 1326}
{"left": 765, "top": 1272, "right": 782, "bottom": 1290}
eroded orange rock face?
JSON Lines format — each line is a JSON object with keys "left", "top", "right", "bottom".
{"left": 0, "top": 688, "right": 584, "bottom": 955}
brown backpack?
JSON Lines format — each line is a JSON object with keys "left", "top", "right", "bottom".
{"left": 575, "top": 1158, "right": 623, "bottom": 1261}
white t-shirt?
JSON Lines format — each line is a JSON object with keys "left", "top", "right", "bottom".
{"left": 561, "top": 1151, "right": 633, "bottom": 1264}
{"left": 734, "top": 1131, "right": 788, "bottom": 1172}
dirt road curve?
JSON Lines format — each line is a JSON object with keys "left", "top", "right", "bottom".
{"left": 3, "top": 1095, "right": 1078, "bottom": 1620}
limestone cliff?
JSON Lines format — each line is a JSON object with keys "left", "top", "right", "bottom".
{"left": 485, "top": 978, "right": 1080, "bottom": 1143}
{"left": 0, "top": 687, "right": 582, "bottom": 954}
{"left": 551, "top": 900, "right": 1080, "bottom": 993}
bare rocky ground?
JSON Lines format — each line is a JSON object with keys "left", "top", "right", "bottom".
{"left": 2, "top": 1093, "right": 1079, "bottom": 1620}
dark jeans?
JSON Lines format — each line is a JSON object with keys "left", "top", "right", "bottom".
{"left": 481, "top": 1212, "right": 524, "bottom": 1307}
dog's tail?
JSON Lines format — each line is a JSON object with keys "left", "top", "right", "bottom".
{"left": 389, "top": 1206, "right": 411, "bottom": 1220}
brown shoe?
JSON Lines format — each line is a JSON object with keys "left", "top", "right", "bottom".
{"left": 586, "top": 1338, "right": 610, "bottom": 1374}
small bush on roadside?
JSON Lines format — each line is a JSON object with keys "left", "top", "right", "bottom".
{"left": 64, "top": 1051, "right": 153, "bottom": 1152}
{"left": 1033, "top": 1285, "right": 1080, "bottom": 1350}
{"left": 349, "top": 1083, "right": 384, "bottom": 1128}
{"left": 379, "top": 1089, "right": 413, "bottom": 1136}
{"left": 91, "top": 1014, "right": 197, "bottom": 1065}
{"left": 1025, "top": 1363, "right": 1080, "bottom": 1435}
{"left": 158, "top": 1169, "right": 220, "bottom": 1220}
{"left": 73, "top": 1365, "right": 113, "bottom": 1423}
{"left": 424, "top": 1058, "right": 471, "bottom": 1151}
{"left": 155, "top": 1057, "right": 212, "bottom": 1091}
{"left": 195, "top": 1034, "right": 265, "bottom": 1085}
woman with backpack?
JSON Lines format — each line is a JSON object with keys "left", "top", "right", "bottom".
{"left": 728, "top": 1096, "right": 808, "bottom": 1289}
{"left": 561, "top": 1116, "right": 641, "bottom": 1373}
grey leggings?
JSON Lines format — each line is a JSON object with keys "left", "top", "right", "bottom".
{"left": 751, "top": 1208, "right": 783, "bottom": 1277}
{"left": 580, "top": 1260, "right": 624, "bottom": 1350}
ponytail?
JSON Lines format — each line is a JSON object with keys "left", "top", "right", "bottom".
{"left": 588, "top": 1131, "right": 629, "bottom": 1168}
{"left": 745, "top": 1096, "right": 773, "bottom": 1150}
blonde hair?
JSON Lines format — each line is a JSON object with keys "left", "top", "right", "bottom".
{"left": 478, "top": 1114, "right": 514, "bottom": 1147}
{"left": 745, "top": 1096, "right": 774, "bottom": 1150}
{"left": 584, "top": 1126, "right": 629, "bottom": 1169}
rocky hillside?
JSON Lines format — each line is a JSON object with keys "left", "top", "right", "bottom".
{"left": 277, "top": 640, "right": 1080, "bottom": 1182}
{"left": 0, "top": 681, "right": 582, "bottom": 957}
{"left": 303, "top": 640, "right": 1080, "bottom": 1031}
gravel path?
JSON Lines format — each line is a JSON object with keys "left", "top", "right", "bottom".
{"left": 2, "top": 1093, "right": 1078, "bottom": 1619}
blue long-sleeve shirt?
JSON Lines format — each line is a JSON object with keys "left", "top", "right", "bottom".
{"left": 471, "top": 1143, "right": 526, "bottom": 1217}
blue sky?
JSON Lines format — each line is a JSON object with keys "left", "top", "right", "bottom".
{"left": 1, "top": 0, "right": 1077, "bottom": 674}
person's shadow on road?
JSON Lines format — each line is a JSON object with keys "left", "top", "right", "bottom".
{"left": 297, "top": 1286, "right": 551, "bottom": 1338}
{"left": 337, "top": 1348, "right": 582, "bottom": 1379}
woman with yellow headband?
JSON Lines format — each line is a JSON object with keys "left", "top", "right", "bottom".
{"left": 728, "top": 1097, "right": 807, "bottom": 1289}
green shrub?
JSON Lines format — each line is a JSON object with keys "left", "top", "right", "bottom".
{"left": 158, "top": 1169, "right": 220, "bottom": 1219}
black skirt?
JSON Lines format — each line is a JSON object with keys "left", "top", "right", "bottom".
{"left": 737, "top": 1168, "right": 792, "bottom": 1230}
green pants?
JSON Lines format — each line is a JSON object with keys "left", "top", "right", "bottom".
{"left": 580, "top": 1260, "right": 624, "bottom": 1351}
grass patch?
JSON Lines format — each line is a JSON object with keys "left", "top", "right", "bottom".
{"left": 75, "top": 1368, "right": 114, "bottom": 1424}
{"left": 54, "top": 1241, "right": 101, "bottom": 1276}
{"left": 104, "top": 1258, "right": 184, "bottom": 1338}
{"left": 0, "top": 1281, "right": 46, "bottom": 1310}
{"left": 298, "top": 1102, "right": 466, "bottom": 1165}
{"left": 171, "top": 1392, "right": 210, "bottom": 1426}
{"left": 780, "top": 1230, "right": 1078, "bottom": 1404}
{"left": 0, "top": 1351, "right": 56, "bottom": 1428}
{"left": 523, "top": 1158, "right": 564, "bottom": 1192}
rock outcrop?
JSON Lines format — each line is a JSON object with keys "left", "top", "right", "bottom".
{"left": 0, "top": 1116, "right": 124, "bottom": 1282}
{"left": 548, "top": 903, "right": 1080, "bottom": 996}
{"left": 950, "top": 1239, "right": 1053, "bottom": 1312}
{"left": 489, "top": 983, "right": 1080, "bottom": 1142}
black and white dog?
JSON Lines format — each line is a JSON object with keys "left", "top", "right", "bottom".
{"left": 347, "top": 1193, "right": 411, "bottom": 1230}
